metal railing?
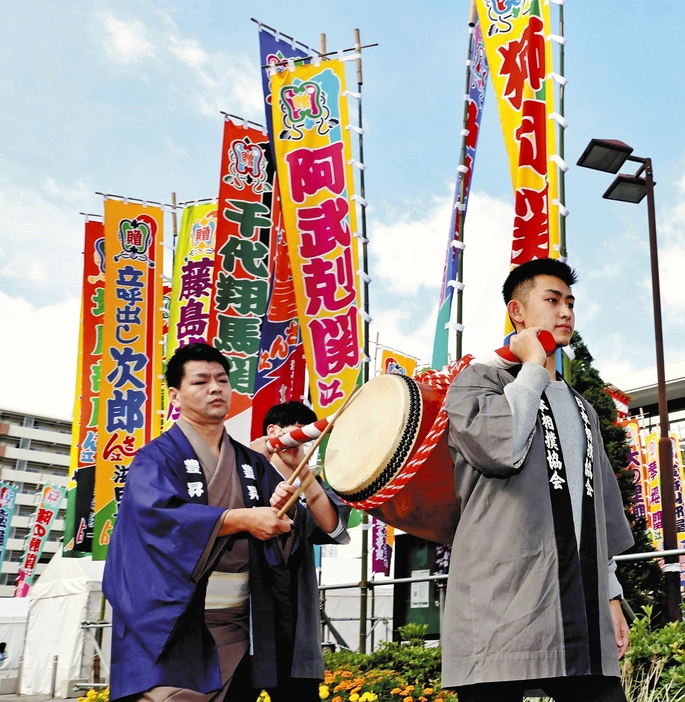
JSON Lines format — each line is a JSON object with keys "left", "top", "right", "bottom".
{"left": 318, "top": 549, "right": 685, "bottom": 651}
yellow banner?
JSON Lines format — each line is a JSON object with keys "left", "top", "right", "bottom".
{"left": 476, "top": 0, "right": 560, "bottom": 268}
{"left": 670, "top": 432, "right": 685, "bottom": 583}
{"left": 380, "top": 349, "right": 417, "bottom": 378}
{"left": 164, "top": 202, "right": 218, "bottom": 428}
{"left": 271, "top": 60, "right": 363, "bottom": 417}
{"left": 644, "top": 431, "right": 663, "bottom": 550}
{"left": 621, "top": 419, "right": 651, "bottom": 529}
{"left": 93, "top": 200, "right": 164, "bottom": 559}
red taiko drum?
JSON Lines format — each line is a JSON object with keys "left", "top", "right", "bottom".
{"left": 324, "top": 373, "right": 459, "bottom": 544}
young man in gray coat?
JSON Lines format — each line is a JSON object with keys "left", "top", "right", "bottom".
{"left": 442, "top": 259, "right": 633, "bottom": 702}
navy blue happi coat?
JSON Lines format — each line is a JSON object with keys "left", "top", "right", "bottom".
{"left": 103, "top": 424, "right": 303, "bottom": 701}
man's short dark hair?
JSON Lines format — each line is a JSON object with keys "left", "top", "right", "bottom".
{"left": 262, "top": 401, "right": 317, "bottom": 435}
{"left": 502, "top": 258, "right": 578, "bottom": 304}
{"left": 165, "top": 343, "right": 232, "bottom": 389}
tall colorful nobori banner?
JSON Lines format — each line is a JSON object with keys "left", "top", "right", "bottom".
{"left": 64, "top": 219, "right": 105, "bottom": 556}
{"left": 372, "top": 517, "right": 391, "bottom": 577}
{"left": 271, "top": 59, "right": 364, "bottom": 417}
{"left": 476, "top": 0, "right": 560, "bottom": 271}
{"left": 432, "top": 15, "right": 489, "bottom": 369}
{"left": 380, "top": 348, "right": 417, "bottom": 378}
{"left": 621, "top": 419, "right": 651, "bottom": 529}
{"left": 250, "top": 218, "right": 307, "bottom": 440}
{"left": 15, "top": 484, "right": 66, "bottom": 597}
{"left": 206, "top": 118, "right": 277, "bottom": 441}
{"left": 644, "top": 431, "right": 663, "bottom": 549}
{"left": 258, "top": 27, "right": 309, "bottom": 158}
{"left": 642, "top": 430, "right": 685, "bottom": 584}
{"left": 0, "top": 484, "right": 17, "bottom": 572}
{"left": 164, "top": 202, "right": 218, "bottom": 427}
{"left": 93, "top": 199, "right": 164, "bottom": 560}
{"left": 670, "top": 434, "right": 685, "bottom": 585}
{"left": 250, "top": 27, "right": 309, "bottom": 439}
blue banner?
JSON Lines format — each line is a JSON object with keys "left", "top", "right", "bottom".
{"left": 250, "top": 28, "right": 311, "bottom": 438}
{"left": 0, "top": 483, "right": 17, "bottom": 570}
{"left": 432, "top": 17, "right": 489, "bottom": 368}
{"left": 258, "top": 29, "right": 309, "bottom": 158}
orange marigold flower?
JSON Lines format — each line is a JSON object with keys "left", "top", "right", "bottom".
{"left": 390, "top": 688, "right": 402, "bottom": 695}
{"left": 419, "top": 697, "right": 428, "bottom": 702}
{"left": 423, "top": 690, "right": 434, "bottom": 696}
{"left": 341, "top": 671, "right": 352, "bottom": 678}
{"left": 331, "top": 697, "right": 343, "bottom": 702}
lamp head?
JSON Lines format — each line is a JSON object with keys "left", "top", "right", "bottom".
{"left": 577, "top": 138, "right": 634, "bottom": 174}
{"left": 603, "top": 174, "right": 648, "bottom": 204}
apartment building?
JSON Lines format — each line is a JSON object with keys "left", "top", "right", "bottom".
{"left": 0, "top": 406, "right": 71, "bottom": 597}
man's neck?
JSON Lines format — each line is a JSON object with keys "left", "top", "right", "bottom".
{"left": 179, "top": 415, "right": 225, "bottom": 459}
{"left": 544, "top": 353, "right": 559, "bottom": 381}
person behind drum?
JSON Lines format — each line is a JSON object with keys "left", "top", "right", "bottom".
{"left": 441, "top": 258, "right": 634, "bottom": 702}
{"left": 251, "top": 401, "right": 351, "bottom": 702}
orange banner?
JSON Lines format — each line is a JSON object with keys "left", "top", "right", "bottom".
{"left": 64, "top": 220, "right": 105, "bottom": 555}
{"left": 93, "top": 200, "right": 164, "bottom": 559}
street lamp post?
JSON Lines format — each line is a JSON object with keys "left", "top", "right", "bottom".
{"left": 578, "top": 139, "right": 682, "bottom": 622}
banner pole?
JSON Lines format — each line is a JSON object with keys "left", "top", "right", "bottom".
{"left": 354, "top": 28, "right": 370, "bottom": 386}
{"left": 171, "top": 191, "right": 178, "bottom": 266}
{"left": 454, "top": 1, "right": 477, "bottom": 361}
{"left": 354, "top": 26, "right": 372, "bottom": 654}
{"left": 320, "top": 33, "right": 326, "bottom": 57}
{"left": 558, "top": 3, "right": 567, "bottom": 260}
{"left": 556, "top": 3, "right": 572, "bottom": 382}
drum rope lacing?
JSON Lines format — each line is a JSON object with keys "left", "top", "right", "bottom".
{"left": 345, "top": 354, "right": 474, "bottom": 510}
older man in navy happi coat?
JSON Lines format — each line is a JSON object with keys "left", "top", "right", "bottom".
{"left": 103, "top": 344, "right": 306, "bottom": 702}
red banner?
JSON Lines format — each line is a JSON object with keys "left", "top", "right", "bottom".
{"left": 207, "top": 118, "right": 277, "bottom": 437}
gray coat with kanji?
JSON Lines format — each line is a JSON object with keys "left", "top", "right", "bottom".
{"left": 441, "top": 363, "right": 633, "bottom": 688}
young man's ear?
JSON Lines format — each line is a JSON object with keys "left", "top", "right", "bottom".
{"left": 507, "top": 299, "right": 525, "bottom": 329}
{"left": 265, "top": 424, "right": 281, "bottom": 439}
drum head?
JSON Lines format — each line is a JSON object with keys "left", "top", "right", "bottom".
{"left": 325, "top": 374, "right": 422, "bottom": 497}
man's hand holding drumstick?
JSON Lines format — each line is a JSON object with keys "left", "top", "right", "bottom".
{"left": 251, "top": 388, "right": 360, "bottom": 535}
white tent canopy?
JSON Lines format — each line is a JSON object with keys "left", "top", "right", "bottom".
{"left": 19, "top": 550, "right": 108, "bottom": 696}
{"left": 0, "top": 597, "right": 29, "bottom": 672}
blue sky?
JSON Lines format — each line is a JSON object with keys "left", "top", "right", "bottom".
{"left": 1, "top": 0, "right": 684, "bottom": 418}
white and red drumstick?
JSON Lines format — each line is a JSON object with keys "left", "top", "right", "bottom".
{"left": 474, "top": 330, "right": 558, "bottom": 369}
{"left": 266, "top": 417, "right": 332, "bottom": 453}
{"left": 276, "top": 386, "right": 360, "bottom": 518}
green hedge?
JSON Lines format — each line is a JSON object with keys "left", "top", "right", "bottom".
{"left": 321, "top": 615, "right": 685, "bottom": 702}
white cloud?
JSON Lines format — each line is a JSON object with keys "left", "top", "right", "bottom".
{"left": 658, "top": 192, "right": 685, "bottom": 314}
{"left": 41, "top": 178, "right": 90, "bottom": 203}
{"left": 370, "top": 307, "right": 438, "bottom": 371}
{"left": 0, "top": 260, "right": 50, "bottom": 284}
{"left": 0, "top": 179, "right": 85, "bottom": 303}
{"left": 368, "top": 190, "right": 514, "bottom": 365}
{"left": 0, "top": 291, "right": 80, "bottom": 419}
{"left": 95, "top": 10, "right": 262, "bottom": 120}
{"left": 101, "top": 13, "right": 155, "bottom": 63}
{"left": 168, "top": 35, "right": 262, "bottom": 118}
{"left": 370, "top": 194, "right": 452, "bottom": 295}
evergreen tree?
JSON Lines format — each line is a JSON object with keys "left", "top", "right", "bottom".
{"left": 570, "top": 331, "right": 665, "bottom": 620}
